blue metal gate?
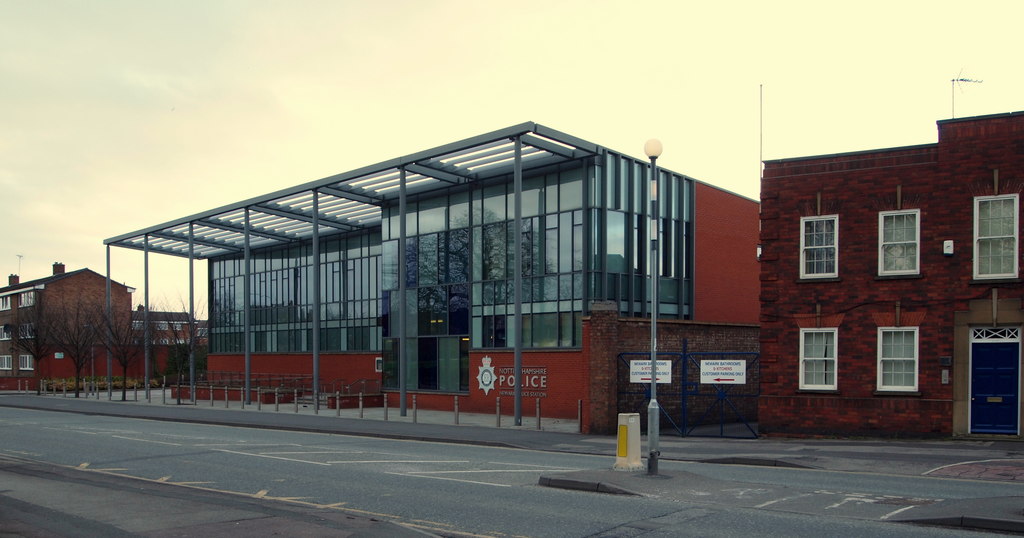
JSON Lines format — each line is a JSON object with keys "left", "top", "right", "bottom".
{"left": 617, "top": 343, "right": 760, "bottom": 439}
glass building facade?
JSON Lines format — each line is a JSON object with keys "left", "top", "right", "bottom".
{"left": 207, "top": 153, "right": 692, "bottom": 393}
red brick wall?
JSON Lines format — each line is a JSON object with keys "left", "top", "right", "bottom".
{"left": 759, "top": 111, "right": 1024, "bottom": 436}
{"left": 694, "top": 182, "right": 760, "bottom": 324}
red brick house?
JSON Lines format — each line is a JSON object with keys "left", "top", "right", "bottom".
{"left": 759, "top": 111, "right": 1024, "bottom": 437}
{"left": 0, "top": 263, "right": 134, "bottom": 389}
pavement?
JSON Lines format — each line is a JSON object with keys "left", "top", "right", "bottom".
{"left": 2, "top": 389, "right": 1023, "bottom": 535}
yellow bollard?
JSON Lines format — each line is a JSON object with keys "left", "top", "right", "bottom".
{"left": 613, "top": 413, "right": 643, "bottom": 471}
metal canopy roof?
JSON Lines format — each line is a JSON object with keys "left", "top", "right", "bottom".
{"left": 104, "top": 122, "right": 602, "bottom": 260}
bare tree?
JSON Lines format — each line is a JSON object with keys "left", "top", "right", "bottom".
{"left": 11, "top": 293, "right": 57, "bottom": 394}
{"left": 154, "top": 299, "right": 207, "bottom": 404}
{"left": 48, "top": 295, "right": 103, "bottom": 398}
{"left": 101, "top": 306, "right": 145, "bottom": 401}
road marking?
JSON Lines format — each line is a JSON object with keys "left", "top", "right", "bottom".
{"left": 755, "top": 494, "right": 809, "bottom": 508}
{"left": 880, "top": 505, "right": 919, "bottom": 520}
{"left": 261, "top": 451, "right": 363, "bottom": 455}
{"left": 924, "top": 458, "right": 1024, "bottom": 475}
{"left": 384, "top": 472, "right": 511, "bottom": 487}
{"left": 408, "top": 469, "right": 578, "bottom": 475}
{"left": 326, "top": 459, "right": 469, "bottom": 464}
{"left": 487, "top": 461, "right": 583, "bottom": 470}
{"left": 112, "top": 435, "right": 182, "bottom": 446}
{"left": 213, "top": 449, "right": 331, "bottom": 466}
{"left": 157, "top": 476, "right": 171, "bottom": 482}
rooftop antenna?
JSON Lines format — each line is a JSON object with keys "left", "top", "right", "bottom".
{"left": 951, "top": 69, "right": 983, "bottom": 118}
{"left": 16, "top": 254, "right": 23, "bottom": 275}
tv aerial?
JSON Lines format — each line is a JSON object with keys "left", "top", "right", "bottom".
{"left": 951, "top": 69, "right": 983, "bottom": 118}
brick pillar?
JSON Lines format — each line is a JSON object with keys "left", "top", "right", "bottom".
{"left": 585, "top": 301, "right": 620, "bottom": 434}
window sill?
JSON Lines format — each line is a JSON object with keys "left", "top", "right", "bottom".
{"left": 970, "top": 277, "right": 1021, "bottom": 285}
{"left": 875, "top": 274, "right": 922, "bottom": 281}
{"left": 796, "top": 389, "right": 839, "bottom": 394}
{"left": 796, "top": 277, "right": 841, "bottom": 284}
{"left": 873, "top": 390, "right": 921, "bottom": 397}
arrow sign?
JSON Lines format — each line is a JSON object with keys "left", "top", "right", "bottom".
{"left": 700, "top": 360, "right": 746, "bottom": 385}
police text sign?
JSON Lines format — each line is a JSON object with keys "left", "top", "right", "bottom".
{"left": 700, "top": 360, "right": 746, "bottom": 384}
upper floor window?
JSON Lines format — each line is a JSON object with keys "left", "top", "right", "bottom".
{"left": 974, "top": 194, "right": 1018, "bottom": 279}
{"left": 878, "top": 210, "right": 920, "bottom": 275}
{"left": 18, "top": 355, "right": 33, "bottom": 371}
{"left": 0, "top": 296, "right": 9, "bottom": 311}
{"left": 0, "top": 325, "right": 10, "bottom": 340}
{"left": 0, "top": 355, "right": 11, "bottom": 370}
{"left": 19, "top": 291, "right": 35, "bottom": 307}
{"left": 19, "top": 324, "right": 34, "bottom": 339}
{"left": 799, "top": 328, "right": 837, "bottom": 390}
{"left": 800, "top": 215, "right": 838, "bottom": 278}
{"left": 877, "top": 327, "right": 918, "bottom": 391}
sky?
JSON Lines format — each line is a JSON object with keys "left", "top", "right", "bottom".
{"left": 2, "top": 0, "right": 1022, "bottom": 316}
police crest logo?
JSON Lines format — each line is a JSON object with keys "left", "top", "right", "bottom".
{"left": 476, "top": 356, "right": 496, "bottom": 395}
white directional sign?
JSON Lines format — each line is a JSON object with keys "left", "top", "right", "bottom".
{"left": 629, "top": 360, "right": 672, "bottom": 384}
{"left": 700, "top": 359, "right": 746, "bottom": 384}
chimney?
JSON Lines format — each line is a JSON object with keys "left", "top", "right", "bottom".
{"left": 52, "top": 262, "right": 65, "bottom": 275}
{"left": 8, "top": 274, "right": 18, "bottom": 286}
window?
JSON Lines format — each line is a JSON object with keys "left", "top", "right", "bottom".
{"left": 800, "top": 328, "right": 837, "bottom": 390}
{"left": 0, "top": 296, "right": 9, "bottom": 310}
{"left": 800, "top": 216, "right": 838, "bottom": 278}
{"left": 877, "top": 328, "right": 918, "bottom": 391}
{"left": 18, "top": 355, "right": 33, "bottom": 371}
{"left": 879, "top": 210, "right": 919, "bottom": 275}
{"left": 0, "top": 355, "right": 10, "bottom": 370}
{"left": 19, "top": 291, "right": 35, "bottom": 307}
{"left": 0, "top": 325, "right": 11, "bottom": 340}
{"left": 19, "top": 324, "right": 34, "bottom": 339}
{"left": 974, "top": 194, "right": 1018, "bottom": 279}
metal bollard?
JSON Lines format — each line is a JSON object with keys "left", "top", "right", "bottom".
{"left": 578, "top": 399, "right": 584, "bottom": 433}
{"left": 496, "top": 397, "right": 501, "bottom": 428}
{"left": 224, "top": 386, "right": 230, "bottom": 408}
{"left": 336, "top": 391, "right": 341, "bottom": 417}
{"left": 257, "top": 387, "right": 262, "bottom": 411}
{"left": 536, "top": 398, "right": 542, "bottom": 430}
{"left": 358, "top": 392, "right": 364, "bottom": 418}
{"left": 63, "top": 383, "right": 67, "bottom": 398}
{"left": 162, "top": 385, "right": 166, "bottom": 404}
{"left": 275, "top": 388, "right": 280, "bottom": 412}
{"left": 209, "top": 386, "right": 214, "bottom": 406}
{"left": 240, "top": 387, "right": 245, "bottom": 409}
{"left": 294, "top": 389, "right": 298, "bottom": 413}
{"left": 383, "top": 393, "right": 388, "bottom": 421}
{"left": 454, "top": 395, "right": 459, "bottom": 425}
{"left": 413, "top": 394, "right": 417, "bottom": 423}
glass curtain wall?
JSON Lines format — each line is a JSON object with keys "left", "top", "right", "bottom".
{"left": 209, "top": 234, "right": 382, "bottom": 354}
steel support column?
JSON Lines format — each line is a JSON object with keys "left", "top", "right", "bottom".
{"left": 513, "top": 136, "right": 523, "bottom": 426}
{"left": 188, "top": 222, "right": 196, "bottom": 403}
{"left": 105, "top": 245, "right": 112, "bottom": 400}
{"left": 243, "top": 208, "right": 252, "bottom": 400}
{"left": 144, "top": 235, "right": 151, "bottom": 401}
{"left": 312, "top": 190, "right": 321, "bottom": 412}
{"left": 398, "top": 167, "right": 408, "bottom": 416}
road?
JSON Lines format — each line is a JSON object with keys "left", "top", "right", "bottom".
{"left": 0, "top": 406, "right": 1019, "bottom": 537}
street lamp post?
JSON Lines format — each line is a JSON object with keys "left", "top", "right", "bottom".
{"left": 644, "top": 138, "right": 663, "bottom": 476}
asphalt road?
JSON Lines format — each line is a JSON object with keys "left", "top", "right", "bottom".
{"left": 2, "top": 405, "right": 1019, "bottom": 537}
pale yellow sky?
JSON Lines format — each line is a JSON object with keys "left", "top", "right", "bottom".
{"left": 2, "top": 0, "right": 1022, "bottom": 313}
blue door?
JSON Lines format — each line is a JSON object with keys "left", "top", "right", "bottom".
{"left": 971, "top": 341, "right": 1020, "bottom": 434}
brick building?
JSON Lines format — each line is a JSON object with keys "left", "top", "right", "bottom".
{"left": 0, "top": 263, "right": 134, "bottom": 389}
{"left": 106, "top": 123, "right": 759, "bottom": 432}
{"left": 759, "top": 111, "right": 1024, "bottom": 437}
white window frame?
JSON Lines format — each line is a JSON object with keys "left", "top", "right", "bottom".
{"left": 19, "top": 291, "right": 35, "bottom": 307}
{"left": 18, "top": 354, "right": 33, "bottom": 371}
{"left": 877, "top": 327, "right": 919, "bottom": 392}
{"left": 800, "top": 215, "right": 839, "bottom": 278}
{"left": 799, "top": 328, "right": 838, "bottom": 390}
{"left": 974, "top": 194, "right": 1019, "bottom": 279}
{"left": 0, "top": 325, "right": 11, "bottom": 340}
{"left": 0, "top": 355, "right": 11, "bottom": 370}
{"left": 878, "top": 209, "right": 920, "bottom": 276}
{"left": 0, "top": 296, "right": 10, "bottom": 310}
{"left": 19, "top": 323, "right": 34, "bottom": 339}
